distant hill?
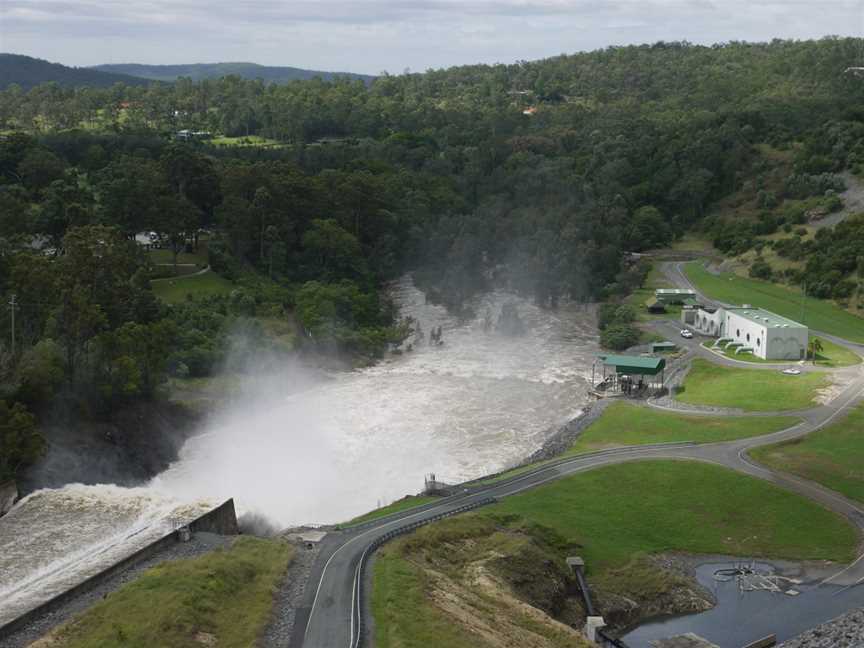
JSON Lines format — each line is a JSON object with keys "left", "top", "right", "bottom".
{"left": 0, "top": 54, "right": 153, "bottom": 90}
{"left": 92, "top": 62, "right": 375, "bottom": 84}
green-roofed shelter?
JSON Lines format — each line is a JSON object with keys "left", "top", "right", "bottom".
{"left": 651, "top": 341, "right": 677, "bottom": 353}
{"left": 593, "top": 353, "right": 667, "bottom": 395}
{"left": 600, "top": 354, "right": 666, "bottom": 374}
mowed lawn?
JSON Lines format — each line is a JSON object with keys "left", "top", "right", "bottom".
{"left": 684, "top": 261, "right": 864, "bottom": 344}
{"left": 50, "top": 537, "right": 293, "bottom": 648}
{"left": 677, "top": 359, "right": 828, "bottom": 411}
{"left": 566, "top": 402, "right": 799, "bottom": 454}
{"left": 488, "top": 460, "right": 858, "bottom": 572}
{"left": 151, "top": 269, "right": 235, "bottom": 304}
{"left": 751, "top": 403, "right": 864, "bottom": 504}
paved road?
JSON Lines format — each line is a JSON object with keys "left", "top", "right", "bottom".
{"left": 294, "top": 350, "right": 864, "bottom": 646}
{"left": 292, "top": 268, "right": 864, "bottom": 647}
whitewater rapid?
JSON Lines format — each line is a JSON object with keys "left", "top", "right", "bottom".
{"left": 0, "top": 278, "right": 598, "bottom": 626}
{"left": 151, "top": 278, "right": 600, "bottom": 525}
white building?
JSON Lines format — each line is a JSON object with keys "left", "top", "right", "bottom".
{"left": 687, "top": 305, "right": 808, "bottom": 360}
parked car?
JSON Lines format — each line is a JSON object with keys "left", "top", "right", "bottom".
{"left": 680, "top": 329, "right": 693, "bottom": 339}
{"left": 781, "top": 368, "right": 802, "bottom": 375}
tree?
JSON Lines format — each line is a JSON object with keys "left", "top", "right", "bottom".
{"left": 0, "top": 400, "right": 45, "bottom": 482}
{"left": 156, "top": 195, "right": 201, "bottom": 275}
{"left": 807, "top": 337, "right": 824, "bottom": 364}
{"left": 301, "top": 219, "right": 365, "bottom": 280}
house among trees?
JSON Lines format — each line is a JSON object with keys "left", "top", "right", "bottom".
{"left": 684, "top": 305, "right": 808, "bottom": 360}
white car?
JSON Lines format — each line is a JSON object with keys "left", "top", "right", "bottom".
{"left": 782, "top": 368, "right": 802, "bottom": 375}
{"left": 680, "top": 329, "right": 693, "bottom": 339}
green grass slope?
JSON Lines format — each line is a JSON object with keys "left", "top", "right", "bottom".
{"left": 751, "top": 402, "right": 864, "bottom": 504}
{"left": 489, "top": 460, "right": 857, "bottom": 571}
{"left": 51, "top": 537, "right": 293, "bottom": 648}
{"left": 684, "top": 261, "right": 864, "bottom": 344}
{"left": 567, "top": 402, "right": 798, "bottom": 454}
{"left": 677, "top": 358, "right": 828, "bottom": 411}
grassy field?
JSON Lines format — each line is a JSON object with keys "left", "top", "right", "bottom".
{"left": 151, "top": 269, "right": 235, "bottom": 303}
{"left": 751, "top": 402, "right": 864, "bottom": 504}
{"left": 684, "top": 261, "right": 864, "bottom": 343}
{"left": 344, "top": 495, "right": 440, "bottom": 526}
{"left": 49, "top": 537, "right": 293, "bottom": 648}
{"left": 677, "top": 358, "right": 828, "bottom": 411}
{"left": 489, "top": 460, "right": 858, "bottom": 572}
{"left": 566, "top": 402, "right": 798, "bottom": 454}
{"left": 209, "top": 135, "right": 287, "bottom": 148}
{"left": 625, "top": 263, "right": 683, "bottom": 322}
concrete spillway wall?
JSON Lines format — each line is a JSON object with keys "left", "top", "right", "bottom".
{"left": 0, "top": 498, "right": 239, "bottom": 641}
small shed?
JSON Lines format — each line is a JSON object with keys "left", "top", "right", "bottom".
{"left": 651, "top": 341, "right": 677, "bottom": 353}
{"left": 646, "top": 297, "right": 666, "bottom": 314}
{"left": 593, "top": 354, "right": 666, "bottom": 393}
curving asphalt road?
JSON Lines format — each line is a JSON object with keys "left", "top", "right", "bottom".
{"left": 292, "top": 270, "right": 864, "bottom": 648}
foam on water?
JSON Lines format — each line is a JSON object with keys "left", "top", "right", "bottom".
{"left": 0, "top": 484, "right": 213, "bottom": 626}
{"left": 151, "top": 277, "right": 599, "bottom": 525}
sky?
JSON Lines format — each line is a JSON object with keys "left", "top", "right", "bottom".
{"left": 0, "top": 0, "right": 863, "bottom": 75}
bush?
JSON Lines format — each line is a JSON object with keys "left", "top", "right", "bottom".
{"left": 749, "top": 258, "right": 773, "bottom": 280}
{"left": 601, "top": 324, "right": 641, "bottom": 351}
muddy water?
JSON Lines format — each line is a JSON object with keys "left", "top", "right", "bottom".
{"left": 151, "top": 277, "right": 600, "bottom": 525}
{"left": 0, "top": 278, "right": 599, "bottom": 625}
{"left": 622, "top": 560, "right": 864, "bottom": 647}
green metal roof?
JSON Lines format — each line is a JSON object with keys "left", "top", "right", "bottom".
{"left": 655, "top": 288, "right": 696, "bottom": 295}
{"left": 651, "top": 341, "right": 677, "bottom": 350}
{"left": 599, "top": 354, "right": 666, "bottom": 375}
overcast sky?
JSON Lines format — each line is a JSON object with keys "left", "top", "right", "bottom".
{"left": 1, "top": 0, "right": 862, "bottom": 74}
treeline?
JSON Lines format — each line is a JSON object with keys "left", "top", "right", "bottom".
{"left": 2, "top": 38, "right": 864, "bottom": 476}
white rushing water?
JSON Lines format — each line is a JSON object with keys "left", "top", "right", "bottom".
{"left": 151, "top": 277, "right": 599, "bottom": 525}
{"left": 0, "top": 278, "right": 598, "bottom": 625}
{"left": 0, "top": 484, "right": 214, "bottom": 626}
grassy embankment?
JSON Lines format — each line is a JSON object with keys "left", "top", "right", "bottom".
{"left": 566, "top": 402, "right": 798, "bottom": 454}
{"left": 344, "top": 495, "right": 440, "bottom": 526}
{"left": 45, "top": 537, "right": 293, "bottom": 648}
{"left": 684, "top": 261, "right": 864, "bottom": 344}
{"left": 751, "top": 402, "right": 864, "bottom": 504}
{"left": 209, "top": 135, "right": 287, "bottom": 148}
{"left": 677, "top": 358, "right": 828, "bottom": 411}
{"left": 373, "top": 461, "right": 857, "bottom": 646}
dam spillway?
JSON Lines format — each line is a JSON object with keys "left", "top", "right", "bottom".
{"left": 0, "top": 484, "right": 214, "bottom": 628}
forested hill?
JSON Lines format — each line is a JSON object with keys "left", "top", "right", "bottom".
{"left": 92, "top": 62, "right": 375, "bottom": 84}
{"left": 1, "top": 39, "right": 863, "bottom": 484}
{"left": 0, "top": 54, "right": 152, "bottom": 90}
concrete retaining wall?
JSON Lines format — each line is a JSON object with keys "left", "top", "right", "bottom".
{"left": 0, "top": 498, "right": 239, "bottom": 641}
{"left": 0, "top": 480, "right": 17, "bottom": 517}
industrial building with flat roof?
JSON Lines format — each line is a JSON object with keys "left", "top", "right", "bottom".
{"left": 684, "top": 305, "right": 808, "bottom": 360}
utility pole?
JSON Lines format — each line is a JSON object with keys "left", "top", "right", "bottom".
{"left": 8, "top": 294, "right": 17, "bottom": 356}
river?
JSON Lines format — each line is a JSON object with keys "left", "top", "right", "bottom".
{"left": 0, "top": 277, "right": 599, "bottom": 626}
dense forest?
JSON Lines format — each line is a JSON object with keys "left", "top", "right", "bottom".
{"left": 1, "top": 38, "right": 863, "bottom": 482}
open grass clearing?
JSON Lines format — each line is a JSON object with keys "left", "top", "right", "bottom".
{"left": 148, "top": 247, "right": 207, "bottom": 266}
{"left": 684, "top": 261, "right": 864, "bottom": 344}
{"left": 209, "top": 135, "right": 287, "bottom": 148}
{"left": 751, "top": 402, "right": 864, "bottom": 504}
{"left": 677, "top": 358, "right": 828, "bottom": 411}
{"left": 566, "top": 402, "right": 798, "bottom": 455}
{"left": 151, "top": 269, "right": 235, "bottom": 304}
{"left": 624, "top": 263, "right": 683, "bottom": 322}
{"left": 48, "top": 537, "right": 293, "bottom": 648}
{"left": 488, "top": 460, "right": 858, "bottom": 572}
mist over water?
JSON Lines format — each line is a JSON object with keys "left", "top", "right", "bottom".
{"left": 0, "top": 277, "right": 599, "bottom": 623}
{"left": 151, "top": 277, "right": 600, "bottom": 526}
